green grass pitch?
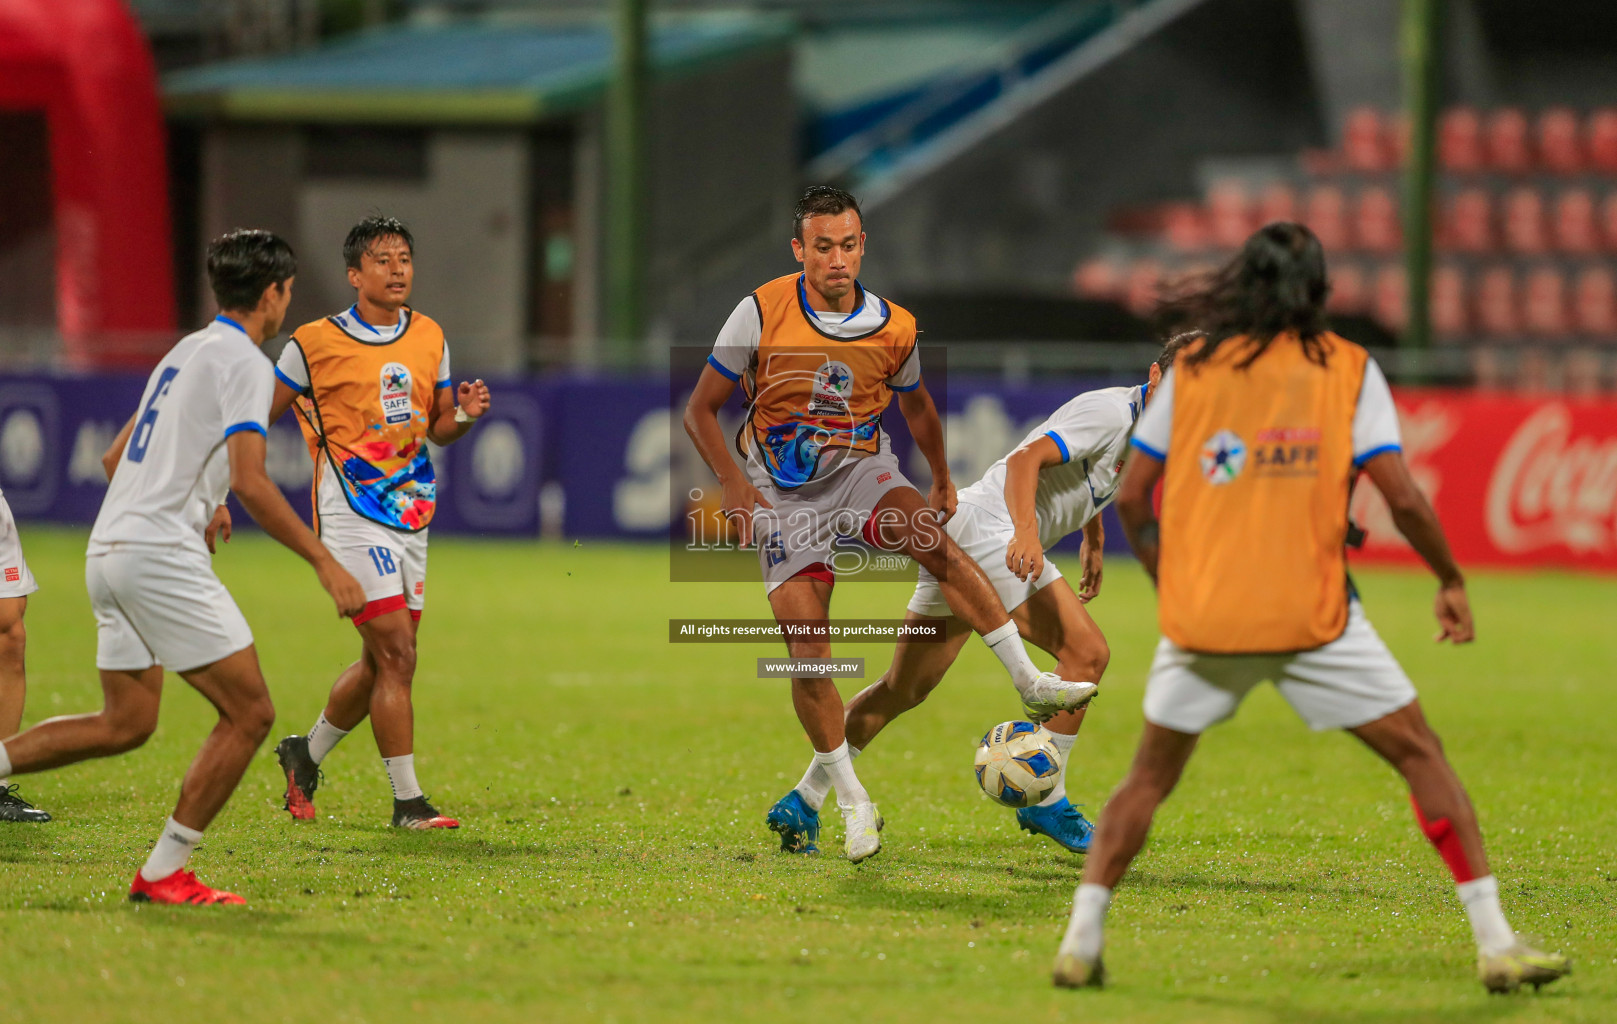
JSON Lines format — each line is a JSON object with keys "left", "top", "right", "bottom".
{"left": 0, "top": 527, "right": 1612, "bottom": 1023}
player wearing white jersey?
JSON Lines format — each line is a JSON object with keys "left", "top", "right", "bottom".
{"left": 768, "top": 337, "right": 1191, "bottom": 856}
{"left": 0, "top": 231, "right": 365, "bottom": 906}
{"left": 0, "top": 489, "right": 48, "bottom": 822}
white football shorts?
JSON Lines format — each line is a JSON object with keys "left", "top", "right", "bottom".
{"left": 0, "top": 494, "right": 39, "bottom": 599}
{"left": 751, "top": 451, "right": 915, "bottom": 592}
{"left": 319, "top": 509, "right": 428, "bottom": 624}
{"left": 87, "top": 544, "right": 254, "bottom": 673}
{"left": 1142, "top": 599, "right": 1418, "bottom": 733}
{"left": 907, "top": 500, "right": 1064, "bottom": 618}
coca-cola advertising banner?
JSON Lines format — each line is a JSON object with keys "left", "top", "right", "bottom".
{"left": 1351, "top": 391, "right": 1617, "bottom": 570}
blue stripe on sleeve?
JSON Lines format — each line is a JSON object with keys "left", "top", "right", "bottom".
{"left": 224, "top": 421, "right": 267, "bottom": 439}
{"left": 273, "top": 366, "right": 308, "bottom": 394}
{"left": 434, "top": 378, "right": 452, "bottom": 389}
{"left": 1043, "top": 430, "right": 1071, "bottom": 463}
{"left": 888, "top": 378, "right": 921, "bottom": 392}
{"left": 706, "top": 354, "right": 741, "bottom": 381}
{"left": 1353, "top": 443, "right": 1401, "bottom": 466}
{"left": 1129, "top": 437, "right": 1167, "bottom": 461}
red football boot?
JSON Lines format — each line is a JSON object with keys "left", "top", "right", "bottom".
{"left": 274, "top": 735, "right": 321, "bottom": 822}
{"left": 129, "top": 869, "right": 246, "bottom": 905}
{"left": 392, "top": 796, "right": 459, "bottom": 829}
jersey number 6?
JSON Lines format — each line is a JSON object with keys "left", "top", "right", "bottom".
{"left": 127, "top": 367, "right": 180, "bottom": 464}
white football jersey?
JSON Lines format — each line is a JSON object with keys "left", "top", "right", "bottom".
{"left": 957, "top": 384, "right": 1148, "bottom": 550}
{"left": 89, "top": 317, "right": 275, "bottom": 556}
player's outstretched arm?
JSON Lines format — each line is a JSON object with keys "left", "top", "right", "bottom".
{"left": 1116, "top": 452, "right": 1165, "bottom": 583}
{"left": 683, "top": 364, "right": 770, "bottom": 547}
{"left": 896, "top": 383, "right": 955, "bottom": 521}
{"left": 1361, "top": 450, "right": 1474, "bottom": 643}
{"left": 426, "top": 379, "right": 490, "bottom": 446}
{"left": 102, "top": 412, "right": 137, "bottom": 481}
{"left": 1002, "top": 435, "right": 1063, "bottom": 582}
{"left": 1078, "top": 515, "right": 1104, "bottom": 602}
{"left": 225, "top": 430, "right": 366, "bottom": 619}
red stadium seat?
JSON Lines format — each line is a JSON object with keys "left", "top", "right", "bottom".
{"left": 1207, "top": 179, "right": 1255, "bottom": 249}
{"left": 1162, "top": 202, "right": 1209, "bottom": 252}
{"left": 1439, "top": 107, "right": 1484, "bottom": 172}
{"left": 1486, "top": 108, "right": 1533, "bottom": 173}
{"left": 1523, "top": 266, "right": 1569, "bottom": 337}
{"left": 1355, "top": 185, "right": 1402, "bottom": 253}
{"left": 1304, "top": 185, "right": 1350, "bottom": 252}
{"left": 1444, "top": 187, "right": 1494, "bottom": 253}
{"left": 1385, "top": 111, "right": 1410, "bottom": 169}
{"left": 1476, "top": 265, "right": 1520, "bottom": 336}
{"left": 1553, "top": 189, "right": 1599, "bottom": 253}
{"left": 1123, "top": 260, "right": 1163, "bottom": 316}
{"left": 1344, "top": 107, "right": 1392, "bottom": 173}
{"left": 1072, "top": 258, "right": 1120, "bottom": 301}
{"left": 1257, "top": 182, "right": 1298, "bottom": 226}
{"left": 1327, "top": 262, "right": 1367, "bottom": 315}
{"left": 1431, "top": 264, "right": 1468, "bottom": 337}
{"left": 1537, "top": 107, "right": 1584, "bottom": 174}
{"left": 1588, "top": 109, "right": 1617, "bottom": 174}
{"left": 1574, "top": 265, "right": 1617, "bottom": 337}
{"left": 1602, "top": 192, "right": 1617, "bottom": 252}
{"left": 1501, "top": 186, "right": 1548, "bottom": 254}
{"left": 1372, "top": 263, "right": 1407, "bottom": 332}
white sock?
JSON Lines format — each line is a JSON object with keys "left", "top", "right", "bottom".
{"left": 815, "top": 741, "right": 869, "bottom": 808}
{"left": 306, "top": 713, "right": 349, "bottom": 764}
{"left": 383, "top": 754, "right": 423, "bottom": 800}
{"left": 140, "top": 817, "right": 204, "bottom": 882}
{"left": 1457, "top": 875, "right": 1515, "bottom": 955}
{"left": 795, "top": 744, "right": 858, "bottom": 812}
{"left": 1036, "top": 730, "right": 1079, "bottom": 808}
{"left": 1061, "top": 883, "right": 1112, "bottom": 961}
{"left": 982, "top": 621, "right": 1040, "bottom": 690}
{"left": 0, "top": 740, "right": 11, "bottom": 780}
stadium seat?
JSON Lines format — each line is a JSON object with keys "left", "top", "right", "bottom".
{"left": 1502, "top": 186, "right": 1548, "bottom": 254}
{"left": 1304, "top": 185, "right": 1350, "bottom": 252}
{"left": 1162, "top": 202, "right": 1209, "bottom": 252}
{"left": 1439, "top": 107, "right": 1484, "bottom": 172}
{"left": 1588, "top": 109, "right": 1617, "bottom": 174}
{"left": 1537, "top": 107, "right": 1584, "bottom": 174}
{"left": 1256, "top": 182, "right": 1298, "bottom": 227}
{"left": 1562, "top": 349, "right": 1606, "bottom": 396}
{"left": 1444, "top": 187, "right": 1494, "bottom": 253}
{"left": 1207, "top": 179, "right": 1255, "bottom": 249}
{"left": 1486, "top": 108, "right": 1533, "bottom": 173}
{"left": 1384, "top": 111, "right": 1410, "bottom": 169}
{"left": 1523, "top": 266, "right": 1569, "bottom": 337}
{"left": 1326, "top": 261, "right": 1366, "bottom": 315}
{"left": 1123, "top": 260, "right": 1162, "bottom": 316}
{"left": 1431, "top": 264, "right": 1468, "bottom": 337}
{"left": 1574, "top": 265, "right": 1617, "bottom": 337}
{"left": 1372, "top": 263, "right": 1407, "bottom": 332}
{"left": 1603, "top": 192, "right": 1617, "bottom": 252}
{"left": 1344, "top": 106, "right": 1392, "bottom": 173}
{"left": 1072, "top": 257, "right": 1120, "bottom": 301}
{"left": 1476, "top": 265, "right": 1520, "bottom": 336}
{"left": 1553, "top": 189, "right": 1599, "bottom": 253}
{"left": 1355, "top": 185, "right": 1402, "bottom": 253}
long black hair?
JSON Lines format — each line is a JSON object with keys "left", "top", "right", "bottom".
{"left": 1156, "top": 221, "right": 1332, "bottom": 369}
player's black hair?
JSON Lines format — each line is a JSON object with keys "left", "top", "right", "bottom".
{"left": 343, "top": 215, "right": 415, "bottom": 270}
{"left": 206, "top": 229, "right": 296, "bottom": 312}
{"left": 1156, "top": 331, "right": 1201, "bottom": 373}
{"left": 1156, "top": 221, "right": 1331, "bottom": 369}
{"left": 794, "top": 185, "right": 862, "bottom": 240}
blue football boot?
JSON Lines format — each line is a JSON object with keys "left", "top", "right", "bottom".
{"left": 1016, "top": 797, "right": 1094, "bottom": 853}
{"left": 766, "top": 790, "right": 821, "bottom": 854}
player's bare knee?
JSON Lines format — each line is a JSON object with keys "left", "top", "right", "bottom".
{"left": 105, "top": 709, "right": 157, "bottom": 754}
{"left": 1057, "top": 641, "right": 1109, "bottom": 683}
{"left": 0, "top": 615, "right": 25, "bottom": 653}
{"left": 238, "top": 693, "right": 276, "bottom": 744}
{"left": 371, "top": 637, "right": 417, "bottom": 681}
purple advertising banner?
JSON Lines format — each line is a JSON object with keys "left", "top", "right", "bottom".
{"left": 0, "top": 371, "right": 1136, "bottom": 551}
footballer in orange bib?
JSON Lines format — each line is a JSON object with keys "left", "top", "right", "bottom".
{"left": 1054, "top": 223, "right": 1569, "bottom": 995}
{"left": 264, "top": 216, "right": 491, "bottom": 832}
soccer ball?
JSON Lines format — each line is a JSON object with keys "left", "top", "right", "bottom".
{"left": 974, "top": 721, "right": 1062, "bottom": 808}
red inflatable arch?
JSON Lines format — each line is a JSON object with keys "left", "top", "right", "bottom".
{"left": 0, "top": 0, "right": 173, "bottom": 363}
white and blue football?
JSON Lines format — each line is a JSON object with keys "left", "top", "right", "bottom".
{"left": 973, "top": 720, "right": 1062, "bottom": 808}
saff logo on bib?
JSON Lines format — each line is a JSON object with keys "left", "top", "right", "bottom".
{"left": 1199, "top": 430, "right": 1246, "bottom": 485}
{"left": 379, "top": 363, "right": 413, "bottom": 424}
{"left": 806, "top": 360, "right": 854, "bottom": 415}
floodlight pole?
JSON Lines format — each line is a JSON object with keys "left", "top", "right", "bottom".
{"left": 1401, "top": 0, "right": 1444, "bottom": 351}
{"left": 606, "top": 0, "right": 649, "bottom": 362}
